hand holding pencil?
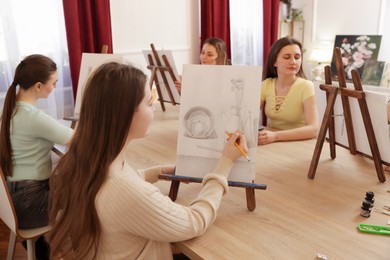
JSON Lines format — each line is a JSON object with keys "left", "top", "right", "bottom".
{"left": 223, "top": 131, "right": 250, "bottom": 162}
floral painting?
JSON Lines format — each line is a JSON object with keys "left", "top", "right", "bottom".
{"left": 331, "top": 35, "right": 382, "bottom": 81}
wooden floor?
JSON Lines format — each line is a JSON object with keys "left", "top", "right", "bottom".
{"left": 0, "top": 220, "right": 26, "bottom": 259}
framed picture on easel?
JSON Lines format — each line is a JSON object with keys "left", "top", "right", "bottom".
{"left": 142, "top": 46, "right": 181, "bottom": 110}
{"left": 330, "top": 35, "right": 382, "bottom": 82}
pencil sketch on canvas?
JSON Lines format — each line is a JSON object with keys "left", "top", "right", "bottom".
{"left": 175, "top": 64, "right": 262, "bottom": 182}
{"left": 142, "top": 49, "right": 180, "bottom": 104}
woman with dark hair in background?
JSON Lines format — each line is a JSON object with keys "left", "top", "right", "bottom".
{"left": 258, "top": 36, "right": 319, "bottom": 145}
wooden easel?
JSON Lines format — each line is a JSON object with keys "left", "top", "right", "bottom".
{"left": 158, "top": 174, "right": 267, "bottom": 211}
{"left": 308, "top": 47, "right": 386, "bottom": 182}
{"left": 146, "top": 43, "right": 180, "bottom": 111}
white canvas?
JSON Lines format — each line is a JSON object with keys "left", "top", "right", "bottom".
{"left": 142, "top": 50, "right": 180, "bottom": 104}
{"left": 175, "top": 64, "right": 262, "bottom": 182}
{"left": 315, "top": 82, "right": 390, "bottom": 163}
{"left": 74, "top": 53, "right": 125, "bottom": 118}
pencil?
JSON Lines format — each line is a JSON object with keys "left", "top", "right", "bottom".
{"left": 225, "top": 131, "right": 250, "bottom": 162}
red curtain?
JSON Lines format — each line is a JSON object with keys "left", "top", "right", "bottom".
{"left": 262, "top": 0, "right": 279, "bottom": 124}
{"left": 62, "top": 0, "right": 113, "bottom": 99}
{"left": 200, "top": 0, "right": 231, "bottom": 60}
{"left": 263, "top": 0, "right": 280, "bottom": 67}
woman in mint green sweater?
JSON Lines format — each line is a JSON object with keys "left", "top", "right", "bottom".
{"left": 0, "top": 54, "right": 73, "bottom": 259}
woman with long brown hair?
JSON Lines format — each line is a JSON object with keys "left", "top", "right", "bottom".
{"left": 0, "top": 54, "right": 73, "bottom": 259}
{"left": 258, "top": 36, "right": 319, "bottom": 145}
{"left": 48, "top": 62, "right": 247, "bottom": 259}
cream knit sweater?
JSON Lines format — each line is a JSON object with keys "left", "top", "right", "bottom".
{"left": 93, "top": 156, "right": 233, "bottom": 260}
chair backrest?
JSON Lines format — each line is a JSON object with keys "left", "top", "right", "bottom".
{"left": 0, "top": 169, "right": 18, "bottom": 234}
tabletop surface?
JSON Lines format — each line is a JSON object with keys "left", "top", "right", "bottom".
{"left": 126, "top": 105, "right": 390, "bottom": 260}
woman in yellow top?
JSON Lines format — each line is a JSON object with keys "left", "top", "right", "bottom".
{"left": 258, "top": 37, "right": 319, "bottom": 145}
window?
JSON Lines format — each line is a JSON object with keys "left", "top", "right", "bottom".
{"left": 0, "top": 0, "right": 73, "bottom": 119}
{"left": 230, "top": 0, "right": 263, "bottom": 65}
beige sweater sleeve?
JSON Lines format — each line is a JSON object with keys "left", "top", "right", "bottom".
{"left": 96, "top": 156, "right": 234, "bottom": 244}
{"left": 137, "top": 165, "right": 161, "bottom": 183}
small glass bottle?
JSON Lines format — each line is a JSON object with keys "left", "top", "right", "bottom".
{"left": 360, "top": 191, "right": 375, "bottom": 218}
{"left": 360, "top": 200, "right": 372, "bottom": 218}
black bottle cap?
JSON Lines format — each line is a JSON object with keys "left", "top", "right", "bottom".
{"left": 365, "top": 191, "right": 374, "bottom": 200}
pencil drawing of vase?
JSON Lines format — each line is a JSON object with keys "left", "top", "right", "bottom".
{"left": 226, "top": 78, "right": 245, "bottom": 133}
{"left": 222, "top": 78, "right": 257, "bottom": 147}
{"left": 183, "top": 106, "right": 217, "bottom": 139}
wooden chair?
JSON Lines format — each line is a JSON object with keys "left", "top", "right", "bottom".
{"left": 0, "top": 170, "right": 50, "bottom": 260}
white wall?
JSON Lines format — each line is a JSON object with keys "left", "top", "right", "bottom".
{"left": 292, "top": 0, "right": 390, "bottom": 78}
{"left": 110, "top": 0, "right": 200, "bottom": 76}
{"left": 110, "top": 0, "right": 390, "bottom": 78}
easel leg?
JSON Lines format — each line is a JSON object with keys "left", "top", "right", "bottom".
{"left": 324, "top": 65, "right": 336, "bottom": 159}
{"left": 357, "top": 99, "right": 386, "bottom": 182}
{"left": 168, "top": 180, "right": 180, "bottom": 201}
{"left": 245, "top": 187, "right": 256, "bottom": 211}
{"left": 340, "top": 95, "right": 357, "bottom": 154}
{"left": 308, "top": 87, "right": 338, "bottom": 179}
{"left": 329, "top": 110, "right": 336, "bottom": 159}
{"left": 148, "top": 58, "right": 166, "bottom": 112}
{"left": 152, "top": 73, "right": 166, "bottom": 112}
{"left": 157, "top": 91, "right": 166, "bottom": 112}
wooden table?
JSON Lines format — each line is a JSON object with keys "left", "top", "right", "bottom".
{"left": 126, "top": 106, "right": 390, "bottom": 260}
